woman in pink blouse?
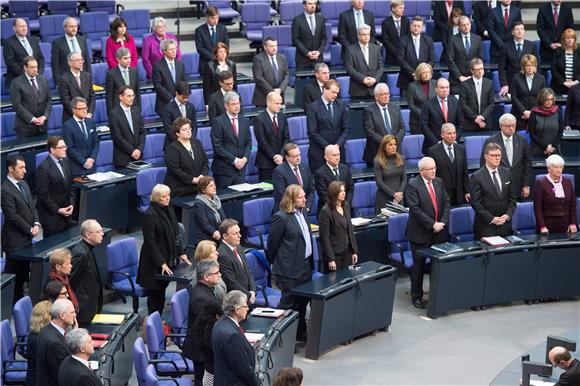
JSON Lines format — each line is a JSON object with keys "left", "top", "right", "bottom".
{"left": 105, "top": 17, "right": 138, "bottom": 69}
{"left": 142, "top": 17, "right": 182, "bottom": 79}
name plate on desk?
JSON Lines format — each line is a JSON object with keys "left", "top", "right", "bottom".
{"left": 431, "top": 242, "right": 464, "bottom": 254}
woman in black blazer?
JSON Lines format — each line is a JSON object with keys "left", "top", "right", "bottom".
{"left": 164, "top": 117, "right": 209, "bottom": 197}
{"left": 510, "top": 54, "right": 546, "bottom": 130}
{"left": 25, "top": 301, "right": 51, "bottom": 386}
{"left": 192, "top": 176, "right": 226, "bottom": 246}
{"left": 550, "top": 29, "right": 580, "bottom": 95}
{"left": 565, "top": 83, "right": 580, "bottom": 130}
{"left": 528, "top": 88, "right": 564, "bottom": 157}
{"left": 202, "top": 42, "right": 238, "bottom": 103}
{"left": 407, "top": 63, "right": 437, "bottom": 134}
{"left": 137, "top": 184, "right": 191, "bottom": 315}
{"left": 318, "top": 181, "right": 358, "bottom": 272}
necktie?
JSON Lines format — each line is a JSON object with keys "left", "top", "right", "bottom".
{"left": 169, "top": 62, "right": 176, "bottom": 83}
{"left": 80, "top": 119, "right": 88, "bottom": 139}
{"left": 125, "top": 109, "right": 134, "bottom": 134}
{"left": 16, "top": 181, "right": 30, "bottom": 207}
{"left": 21, "top": 38, "right": 33, "bottom": 56}
{"left": 465, "top": 35, "right": 471, "bottom": 54}
{"left": 333, "top": 167, "right": 339, "bottom": 180}
{"left": 239, "top": 324, "right": 245, "bottom": 334}
{"left": 233, "top": 248, "right": 244, "bottom": 267}
{"left": 356, "top": 11, "right": 363, "bottom": 28}
{"left": 414, "top": 38, "right": 420, "bottom": 59}
{"left": 440, "top": 98, "right": 448, "bottom": 122}
{"left": 293, "top": 167, "right": 303, "bottom": 186}
{"left": 57, "top": 159, "right": 65, "bottom": 179}
{"left": 309, "top": 15, "right": 316, "bottom": 35}
{"left": 395, "top": 20, "right": 400, "bottom": 36}
{"left": 272, "top": 114, "right": 279, "bottom": 137}
{"left": 122, "top": 69, "right": 130, "bottom": 86}
{"left": 231, "top": 117, "right": 238, "bottom": 137}
{"left": 503, "top": 7, "right": 509, "bottom": 29}
{"left": 382, "top": 107, "right": 391, "bottom": 134}
{"left": 516, "top": 43, "right": 522, "bottom": 55}
{"left": 553, "top": 6, "right": 559, "bottom": 26}
{"left": 179, "top": 103, "right": 186, "bottom": 118}
{"left": 327, "top": 102, "right": 333, "bottom": 118}
{"left": 492, "top": 170, "right": 502, "bottom": 194}
{"left": 30, "top": 78, "right": 39, "bottom": 98}
{"left": 448, "top": 145, "right": 454, "bottom": 162}
{"left": 211, "top": 27, "right": 216, "bottom": 44}
{"left": 271, "top": 56, "right": 279, "bottom": 83}
{"left": 362, "top": 45, "right": 369, "bottom": 66}
{"left": 75, "top": 74, "right": 81, "bottom": 89}
{"left": 475, "top": 80, "right": 481, "bottom": 112}
{"left": 70, "top": 37, "right": 78, "bottom": 53}
{"left": 505, "top": 137, "right": 513, "bottom": 165}
{"left": 427, "top": 180, "right": 439, "bottom": 221}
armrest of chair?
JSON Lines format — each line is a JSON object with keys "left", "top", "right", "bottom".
{"left": 109, "top": 270, "right": 137, "bottom": 293}
{"left": 246, "top": 226, "right": 266, "bottom": 250}
{"left": 255, "top": 284, "right": 270, "bottom": 307}
{"left": 153, "top": 349, "right": 192, "bottom": 372}
{"left": 450, "top": 234, "right": 462, "bottom": 243}
{"left": 149, "top": 358, "right": 180, "bottom": 373}
{"left": 3, "top": 358, "right": 28, "bottom": 371}
{"left": 394, "top": 242, "right": 406, "bottom": 263}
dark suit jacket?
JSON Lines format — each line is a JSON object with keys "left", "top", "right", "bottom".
{"left": 407, "top": 80, "right": 437, "bottom": 134}
{"left": 472, "top": 1, "right": 491, "bottom": 38}
{"left": 252, "top": 52, "right": 289, "bottom": 107}
{"left": 363, "top": 102, "right": 405, "bottom": 163}
{"left": 338, "top": 7, "right": 376, "bottom": 56}
{"left": 57, "top": 355, "right": 101, "bottom": 386}
{"left": 70, "top": 239, "right": 103, "bottom": 325}
{"left": 10, "top": 74, "right": 52, "bottom": 136}
{"left": 459, "top": 77, "right": 495, "bottom": 131}
{"left": 1, "top": 179, "right": 38, "bottom": 250}
{"left": 555, "top": 358, "right": 580, "bottom": 386}
{"left": 252, "top": 110, "right": 290, "bottom": 171}
{"left": 302, "top": 79, "right": 323, "bottom": 108}
{"left": 36, "top": 156, "right": 72, "bottom": 227}
{"left": 217, "top": 242, "right": 255, "bottom": 297}
{"left": 210, "top": 113, "right": 252, "bottom": 178}
{"left": 212, "top": 316, "right": 258, "bottom": 386}
{"left": 432, "top": 0, "right": 465, "bottom": 42}
{"left": 470, "top": 166, "right": 517, "bottom": 239}
{"left": 498, "top": 39, "right": 538, "bottom": 87}
{"left": 160, "top": 99, "right": 197, "bottom": 150}
{"left": 344, "top": 42, "right": 383, "bottom": 98}
{"left": 194, "top": 23, "right": 229, "bottom": 74}
{"left": 291, "top": 13, "right": 328, "bottom": 68}
{"left": 208, "top": 89, "right": 227, "bottom": 122}
{"left": 427, "top": 142, "right": 470, "bottom": 205}
{"left": 405, "top": 175, "right": 450, "bottom": 245}
{"left": 164, "top": 139, "right": 209, "bottom": 197}
{"left": 318, "top": 202, "right": 358, "bottom": 263}
{"left": 202, "top": 59, "right": 237, "bottom": 102}
{"left": 420, "top": 95, "right": 464, "bottom": 154}
{"left": 565, "top": 83, "right": 580, "bottom": 127}
{"left": 50, "top": 35, "right": 91, "bottom": 84}
{"left": 272, "top": 162, "right": 315, "bottom": 212}
{"left": 192, "top": 198, "right": 226, "bottom": 245}
{"left": 381, "top": 16, "right": 411, "bottom": 65}
{"left": 533, "top": 176, "right": 577, "bottom": 233}
{"left": 314, "top": 162, "right": 354, "bottom": 215}
{"left": 447, "top": 33, "right": 483, "bottom": 88}
{"left": 108, "top": 105, "right": 146, "bottom": 167}
{"left": 3, "top": 34, "right": 45, "bottom": 88}
{"left": 62, "top": 117, "right": 100, "bottom": 176}
{"left": 152, "top": 58, "right": 187, "bottom": 115}
{"left": 105, "top": 66, "right": 141, "bottom": 112}
{"left": 183, "top": 281, "right": 220, "bottom": 361}
{"left": 551, "top": 48, "right": 580, "bottom": 95}
{"left": 35, "top": 323, "right": 70, "bottom": 386}
{"left": 486, "top": 4, "right": 522, "bottom": 60}
{"left": 537, "top": 2, "right": 574, "bottom": 64}
{"left": 510, "top": 73, "right": 546, "bottom": 127}
{"left": 397, "top": 33, "right": 435, "bottom": 90}
{"left": 58, "top": 70, "right": 96, "bottom": 124}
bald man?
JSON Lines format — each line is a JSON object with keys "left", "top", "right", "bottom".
{"left": 548, "top": 346, "right": 580, "bottom": 386}
{"left": 314, "top": 145, "right": 354, "bottom": 215}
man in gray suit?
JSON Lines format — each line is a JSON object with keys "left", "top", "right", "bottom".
{"left": 459, "top": 58, "right": 495, "bottom": 132}
{"left": 51, "top": 16, "right": 91, "bottom": 85}
{"left": 252, "top": 36, "right": 289, "bottom": 108}
{"left": 9, "top": 56, "right": 52, "bottom": 138}
{"left": 344, "top": 24, "right": 383, "bottom": 100}
{"left": 447, "top": 16, "right": 483, "bottom": 93}
{"left": 58, "top": 52, "right": 95, "bottom": 125}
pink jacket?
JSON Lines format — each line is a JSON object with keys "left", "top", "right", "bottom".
{"left": 142, "top": 32, "right": 182, "bottom": 79}
{"left": 106, "top": 35, "right": 139, "bottom": 69}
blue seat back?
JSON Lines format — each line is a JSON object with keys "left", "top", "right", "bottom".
{"left": 1, "top": 112, "right": 17, "bottom": 141}
{"left": 262, "top": 25, "right": 292, "bottom": 48}
{"left": 182, "top": 52, "right": 200, "bottom": 77}
{"left": 95, "top": 139, "right": 114, "bottom": 172}
{"left": 86, "top": 1, "right": 116, "bottom": 14}
{"left": 386, "top": 73, "right": 400, "bottom": 97}
{"left": 93, "top": 98, "right": 108, "bottom": 126}
{"left": 279, "top": 1, "right": 302, "bottom": 24}
{"left": 237, "top": 83, "right": 256, "bottom": 109}
{"left": 35, "top": 152, "right": 49, "bottom": 170}
{"left": 0, "top": 320, "right": 15, "bottom": 361}
{"left": 449, "top": 206, "right": 475, "bottom": 242}
{"left": 188, "top": 88, "right": 206, "bottom": 113}
{"left": 13, "top": 296, "right": 32, "bottom": 342}
{"left": 143, "top": 133, "right": 165, "bottom": 164}
{"left": 136, "top": 167, "right": 167, "bottom": 212}
{"left": 401, "top": 108, "right": 410, "bottom": 133}
{"left": 47, "top": 104, "right": 63, "bottom": 134}
{"left": 287, "top": 115, "right": 308, "bottom": 144}
{"left": 387, "top": 213, "right": 411, "bottom": 266}
{"left": 91, "top": 62, "right": 109, "bottom": 86}
{"left": 106, "top": 237, "right": 139, "bottom": 285}
{"left": 47, "top": 1, "right": 78, "bottom": 16}
{"left": 196, "top": 126, "right": 213, "bottom": 160}
{"left": 170, "top": 289, "right": 189, "bottom": 335}
{"left": 351, "top": 181, "right": 377, "bottom": 217}
{"left": 243, "top": 197, "right": 275, "bottom": 237}
{"left": 39, "top": 42, "right": 52, "bottom": 66}
{"left": 464, "top": 135, "right": 491, "bottom": 163}
{"left": 119, "top": 9, "right": 150, "bottom": 45}
{"left": 245, "top": 148, "right": 259, "bottom": 183}
{"left": 512, "top": 201, "right": 536, "bottom": 235}
{"left": 8, "top": 1, "right": 38, "bottom": 20}
{"left": 145, "top": 311, "right": 166, "bottom": 356}
{"left": 145, "top": 364, "right": 160, "bottom": 386}
{"left": 39, "top": 14, "right": 67, "bottom": 42}
{"left": 245, "top": 250, "right": 269, "bottom": 289}
{"left": 240, "top": 2, "right": 270, "bottom": 42}
{"left": 80, "top": 11, "right": 110, "bottom": 42}
{"left": 140, "top": 93, "right": 158, "bottom": 121}
{"left": 336, "top": 76, "right": 350, "bottom": 100}
{"left": 345, "top": 138, "right": 366, "bottom": 169}
{"left": 401, "top": 134, "right": 424, "bottom": 168}
{"left": 132, "top": 337, "right": 149, "bottom": 386}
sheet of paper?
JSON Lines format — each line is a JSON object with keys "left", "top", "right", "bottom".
{"left": 228, "top": 183, "right": 261, "bottom": 192}
{"left": 86, "top": 172, "right": 124, "bottom": 182}
{"left": 481, "top": 236, "right": 510, "bottom": 246}
{"left": 91, "top": 314, "right": 125, "bottom": 325}
{"left": 351, "top": 217, "right": 371, "bottom": 226}
{"left": 244, "top": 332, "right": 265, "bottom": 343}
{"left": 251, "top": 308, "right": 285, "bottom": 318}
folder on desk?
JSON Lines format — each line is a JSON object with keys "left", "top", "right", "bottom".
{"left": 481, "top": 236, "right": 510, "bottom": 246}
{"left": 91, "top": 314, "right": 125, "bottom": 325}
{"left": 431, "top": 242, "right": 463, "bottom": 254}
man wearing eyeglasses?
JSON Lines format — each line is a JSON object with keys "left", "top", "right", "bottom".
{"left": 548, "top": 346, "right": 580, "bottom": 386}
{"left": 58, "top": 52, "right": 95, "bottom": 125}
{"left": 62, "top": 97, "right": 100, "bottom": 177}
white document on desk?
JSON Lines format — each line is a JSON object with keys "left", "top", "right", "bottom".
{"left": 228, "top": 183, "right": 261, "bottom": 192}
{"left": 530, "top": 380, "right": 555, "bottom": 386}
{"left": 86, "top": 171, "right": 124, "bottom": 182}
{"left": 351, "top": 217, "right": 371, "bottom": 226}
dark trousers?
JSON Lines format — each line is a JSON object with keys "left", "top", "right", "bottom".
{"left": 258, "top": 168, "right": 274, "bottom": 182}
{"left": 410, "top": 231, "right": 447, "bottom": 300}
{"left": 275, "top": 272, "right": 311, "bottom": 339}
{"left": 213, "top": 171, "right": 246, "bottom": 188}
{"left": 146, "top": 286, "right": 168, "bottom": 316}
{"left": 42, "top": 219, "right": 72, "bottom": 238}
{"left": 193, "top": 360, "right": 204, "bottom": 386}
{"left": 3, "top": 246, "right": 31, "bottom": 302}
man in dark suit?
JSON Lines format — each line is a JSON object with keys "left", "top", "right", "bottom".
{"left": 217, "top": 219, "right": 256, "bottom": 303}
{"left": 50, "top": 16, "right": 91, "bottom": 85}
{"left": 252, "top": 36, "right": 289, "bottom": 107}
{"left": 427, "top": 123, "right": 470, "bottom": 206}
{"left": 471, "top": 142, "right": 517, "bottom": 240}
{"left": 10, "top": 56, "right": 52, "bottom": 138}
{"left": 105, "top": 47, "right": 141, "bottom": 113}
{"left": 195, "top": 6, "right": 229, "bottom": 75}
{"left": 69, "top": 219, "right": 104, "bottom": 327}
{"left": 486, "top": 0, "right": 522, "bottom": 63}
{"left": 381, "top": 0, "right": 410, "bottom": 65}
{"left": 36, "top": 136, "right": 74, "bottom": 237}
{"left": 1, "top": 155, "right": 40, "bottom": 301}
{"left": 432, "top": 0, "right": 465, "bottom": 43}
{"left": 207, "top": 70, "right": 236, "bottom": 121}
{"left": 498, "top": 22, "right": 538, "bottom": 96}
{"left": 398, "top": 16, "right": 435, "bottom": 94}
{"left": 548, "top": 346, "right": 580, "bottom": 386}
{"left": 272, "top": 143, "right": 316, "bottom": 212}
{"left": 161, "top": 81, "right": 197, "bottom": 150}
{"left": 472, "top": 0, "right": 493, "bottom": 40}
{"left": 212, "top": 291, "right": 258, "bottom": 386}
{"left": 253, "top": 92, "right": 290, "bottom": 181}
{"left": 481, "top": 113, "right": 532, "bottom": 200}
{"left": 210, "top": 91, "right": 252, "bottom": 187}
{"left": 108, "top": 86, "right": 146, "bottom": 168}
{"left": 405, "top": 157, "right": 450, "bottom": 309}
{"left": 62, "top": 97, "right": 99, "bottom": 177}
{"left": 459, "top": 58, "right": 495, "bottom": 132}
{"left": 57, "top": 329, "right": 101, "bottom": 386}
{"left": 58, "top": 52, "right": 96, "bottom": 124}
{"left": 268, "top": 185, "right": 313, "bottom": 340}
{"left": 537, "top": 1, "right": 574, "bottom": 65}
{"left": 363, "top": 82, "right": 406, "bottom": 164}
{"left": 306, "top": 79, "right": 350, "bottom": 173}
{"left": 421, "top": 77, "right": 464, "bottom": 154}
{"left": 3, "top": 18, "right": 45, "bottom": 88}
{"left": 35, "top": 299, "right": 75, "bottom": 386}
{"left": 447, "top": 16, "right": 483, "bottom": 93}
{"left": 338, "top": 0, "right": 376, "bottom": 58}
{"left": 291, "top": 0, "right": 328, "bottom": 69}
{"left": 344, "top": 24, "right": 383, "bottom": 100}
{"left": 302, "top": 63, "right": 330, "bottom": 108}
{"left": 314, "top": 144, "right": 354, "bottom": 214}
{"left": 152, "top": 39, "right": 187, "bottom": 116}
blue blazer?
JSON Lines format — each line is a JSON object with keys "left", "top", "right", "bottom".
{"left": 210, "top": 113, "right": 252, "bottom": 178}
{"left": 192, "top": 198, "right": 226, "bottom": 245}
{"left": 62, "top": 117, "right": 100, "bottom": 176}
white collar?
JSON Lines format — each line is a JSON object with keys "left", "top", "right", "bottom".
{"left": 71, "top": 355, "right": 91, "bottom": 369}
{"left": 50, "top": 321, "right": 66, "bottom": 336}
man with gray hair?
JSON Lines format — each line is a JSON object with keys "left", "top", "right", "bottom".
{"left": 338, "top": 0, "right": 376, "bottom": 58}
{"left": 152, "top": 38, "right": 187, "bottom": 115}
{"left": 35, "top": 299, "right": 76, "bottom": 386}
{"left": 212, "top": 290, "right": 258, "bottom": 386}
{"left": 58, "top": 51, "right": 95, "bottom": 124}
{"left": 344, "top": 24, "right": 383, "bottom": 100}
{"left": 211, "top": 91, "right": 252, "bottom": 187}
{"left": 51, "top": 16, "right": 91, "bottom": 85}
{"left": 57, "top": 328, "right": 101, "bottom": 385}
{"left": 363, "top": 82, "right": 406, "bottom": 164}
{"left": 105, "top": 47, "right": 141, "bottom": 112}
{"left": 303, "top": 63, "right": 331, "bottom": 108}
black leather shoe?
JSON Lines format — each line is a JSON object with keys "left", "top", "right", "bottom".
{"left": 412, "top": 298, "right": 426, "bottom": 309}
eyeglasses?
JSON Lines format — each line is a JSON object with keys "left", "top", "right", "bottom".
{"left": 54, "top": 145, "right": 68, "bottom": 150}
{"left": 73, "top": 106, "right": 88, "bottom": 110}
{"left": 208, "top": 271, "right": 221, "bottom": 276}
{"left": 487, "top": 153, "right": 502, "bottom": 158}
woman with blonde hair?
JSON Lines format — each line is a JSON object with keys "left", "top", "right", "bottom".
{"left": 373, "top": 134, "right": 407, "bottom": 213}
{"left": 191, "top": 240, "right": 227, "bottom": 300}
{"left": 551, "top": 28, "right": 580, "bottom": 95}
{"left": 25, "top": 300, "right": 51, "bottom": 386}
{"left": 510, "top": 54, "right": 546, "bottom": 130}
{"left": 407, "top": 63, "right": 436, "bottom": 134}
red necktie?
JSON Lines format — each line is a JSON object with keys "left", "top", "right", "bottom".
{"left": 239, "top": 324, "right": 245, "bottom": 334}
{"left": 503, "top": 8, "right": 509, "bottom": 29}
{"left": 553, "top": 6, "right": 558, "bottom": 26}
{"left": 272, "top": 114, "right": 279, "bottom": 137}
{"left": 233, "top": 248, "right": 244, "bottom": 267}
{"left": 427, "top": 180, "right": 439, "bottom": 221}
{"left": 440, "top": 98, "right": 448, "bottom": 122}
{"left": 293, "top": 167, "right": 303, "bottom": 186}
{"left": 231, "top": 117, "right": 238, "bottom": 137}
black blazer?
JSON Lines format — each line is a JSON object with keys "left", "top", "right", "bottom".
{"left": 381, "top": 16, "right": 410, "bottom": 65}
{"left": 192, "top": 198, "right": 226, "bottom": 245}
{"left": 337, "top": 7, "right": 376, "bottom": 56}
{"left": 207, "top": 89, "right": 227, "bottom": 122}
{"left": 510, "top": 73, "right": 546, "bottom": 126}
{"left": 528, "top": 110, "right": 564, "bottom": 156}
{"left": 272, "top": 161, "right": 316, "bottom": 212}
{"left": 551, "top": 48, "right": 580, "bottom": 95}
{"left": 363, "top": 102, "right": 405, "bottom": 163}
{"left": 291, "top": 13, "right": 328, "bottom": 68}
{"left": 210, "top": 113, "right": 252, "bottom": 178}
{"left": 314, "top": 162, "right": 354, "bottom": 215}
{"left": 105, "top": 65, "right": 141, "bottom": 112}
{"left": 35, "top": 156, "right": 73, "bottom": 227}
{"left": 458, "top": 77, "right": 495, "bottom": 131}
{"left": 3, "top": 34, "right": 45, "bottom": 88}
{"left": 252, "top": 52, "right": 289, "bottom": 107}
{"left": 318, "top": 202, "right": 358, "bottom": 263}
{"left": 183, "top": 281, "right": 220, "bottom": 361}
{"left": 252, "top": 110, "right": 290, "bottom": 170}
{"left": 397, "top": 33, "right": 435, "bottom": 90}
{"left": 472, "top": 1, "right": 491, "bottom": 38}
{"left": 217, "top": 242, "right": 256, "bottom": 298}
{"left": 35, "top": 323, "right": 70, "bottom": 386}
{"left": 486, "top": 4, "right": 522, "bottom": 60}
{"left": 447, "top": 33, "right": 483, "bottom": 88}
{"left": 407, "top": 80, "right": 437, "bottom": 134}
{"left": 533, "top": 176, "right": 577, "bottom": 233}
{"left": 427, "top": 142, "right": 470, "bottom": 205}
{"left": 160, "top": 99, "right": 197, "bottom": 150}
{"left": 70, "top": 239, "right": 103, "bottom": 325}
{"left": 420, "top": 96, "right": 464, "bottom": 154}
{"left": 470, "top": 166, "right": 517, "bottom": 240}
{"left": 58, "top": 70, "right": 96, "bottom": 124}
{"left": 536, "top": 2, "right": 574, "bottom": 64}
{"left": 50, "top": 35, "right": 91, "bottom": 84}
{"left": 498, "top": 39, "right": 538, "bottom": 88}
{"left": 432, "top": 0, "right": 465, "bottom": 42}
{"left": 62, "top": 117, "right": 99, "bottom": 177}
{"left": 344, "top": 42, "right": 383, "bottom": 98}
{"left": 108, "top": 105, "right": 146, "bottom": 167}
{"left": 565, "top": 83, "right": 580, "bottom": 127}
{"left": 10, "top": 73, "right": 52, "bottom": 136}
{"left": 152, "top": 58, "right": 187, "bottom": 115}
{"left": 194, "top": 23, "right": 229, "bottom": 74}
{"left": 57, "top": 355, "right": 101, "bottom": 386}
{"left": 164, "top": 139, "right": 209, "bottom": 197}
{"left": 1, "top": 179, "right": 38, "bottom": 250}
{"left": 25, "top": 332, "right": 39, "bottom": 386}
{"left": 202, "top": 59, "right": 237, "bottom": 102}
{"left": 302, "top": 79, "right": 323, "bottom": 108}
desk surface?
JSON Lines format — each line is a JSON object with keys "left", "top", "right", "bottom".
{"left": 155, "top": 263, "right": 195, "bottom": 284}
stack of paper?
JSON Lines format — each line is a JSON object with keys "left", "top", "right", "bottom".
{"left": 244, "top": 332, "right": 265, "bottom": 343}
{"left": 86, "top": 172, "right": 124, "bottom": 182}
{"left": 481, "top": 236, "right": 510, "bottom": 246}
{"left": 251, "top": 308, "right": 285, "bottom": 318}
{"left": 351, "top": 217, "right": 371, "bottom": 227}
{"left": 91, "top": 314, "right": 125, "bottom": 325}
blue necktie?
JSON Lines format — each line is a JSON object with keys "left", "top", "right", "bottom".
{"left": 464, "top": 35, "right": 471, "bottom": 54}
{"left": 382, "top": 107, "right": 391, "bottom": 134}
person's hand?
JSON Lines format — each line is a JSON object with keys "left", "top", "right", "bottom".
{"left": 433, "top": 222, "right": 445, "bottom": 232}
{"left": 491, "top": 216, "right": 505, "bottom": 225}
{"left": 545, "top": 144, "right": 556, "bottom": 155}
{"left": 522, "top": 110, "right": 531, "bottom": 119}
{"left": 239, "top": 157, "right": 248, "bottom": 168}
{"left": 273, "top": 154, "right": 284, "bottom": 165}
{"left": 212, "top": 230, "right": 221, "bottom": 240}
{"left": 131, "top": 149, "right": 141, "bottom": 160}
{"left": 351, "top": 254, "right": 358, "bottom": 265}
{"left": 58, "top": 206, "right": 74, "bottom": 217}
{"left": 84, "top": 158, "right": 95, "bottom": 169}
{"left": 499, "top": 86, "right": 509, "bottom": 97}
{"left": 161, "top": 263, "right": 173, "bottom": 275}
{"left": 550, "top": 42, "right": 561, "bottom": 50}
{"left": 192, "top": 177, "right": 200, "bottom": 184}
{"left": 179, "top": 254, "right": 192, "bottom": 265}
{"left": 568, "top": 225, "right": 577, "bottom": 233}
{"left": 521, "top": 186, "right": 530, "bottom": 199}
{"left": 483, "top": 31, "right": 489, "bottom": 38}
{"left": 37, "top": 116, "right": 47, "bottom": 125}
{"left": 459, "top": 75, "right": 471, "bottom": 82}
{"left": 393, "top": 192, "right": 404, "bottom": 202}
{"left": 540, "top": 226, "right": 549, "bottom": 234}
{"left": 273, "top": 88, "right": 282, "bottom": 94}
{"left": 86, "top": 112, "right": 93, "bottom": 118}
{"left": 328, "top": 261, "right": 337, "bottom": 271}
{"left": 464, "top": 193, "right": 471, "bottom": 202}
{"left": 249, "top": 291, "right": 256, "bottom": 304}
{"left": 31, "top": 225, "right": 40, "bottom": 237}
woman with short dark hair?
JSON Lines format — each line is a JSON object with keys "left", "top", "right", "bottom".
{"left": 192, "top": 176, "right": 226, "bottom": 245}
{"left": 202, "top": 42, "right": 237, "bottom": 102}
{"left": 105, "top": 17, "right": 138, "bottom": 69}
{"left": 528, "top": 88, "right": 563, "bottom": 157}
